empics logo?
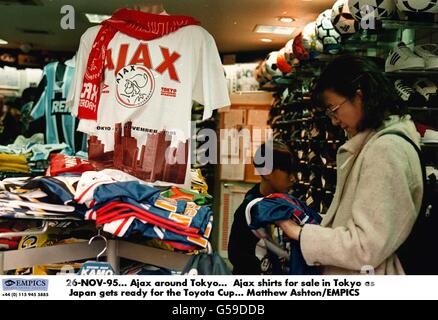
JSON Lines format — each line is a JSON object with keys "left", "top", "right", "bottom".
{"left": 2, "top": 279, "right": 49, "bottom": 292}
{"left": 4, "top": 280, "right": 15, "bottom": 287}
{"left": 116, "top": 65, "right": 155, "bottom": 108}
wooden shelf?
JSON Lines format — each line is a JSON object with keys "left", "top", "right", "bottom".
{"left": 382, "top": 19, "right": 438, "bottom": 30}
{"left": 409, "top": 107, "right": 438, "bottom": 111}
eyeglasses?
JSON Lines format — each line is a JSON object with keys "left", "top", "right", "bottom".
{"left": 325, "top": 98, "right": 349, "bottom": 119}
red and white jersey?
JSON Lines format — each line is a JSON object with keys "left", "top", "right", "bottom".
{"left": 68, "top": 24, "right": 230, "bottom": 188}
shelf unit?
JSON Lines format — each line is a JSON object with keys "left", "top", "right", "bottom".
{"left": 381, "top": 20, "right": 438, "bottom": 30}
{"left": 409, "top": 107, "right": 438, "bottom": 111}
{"left": 0, "top": 240, "right": 191, "bottom": 275}
{"left": 386, "top": 70, "right": 438, "bottom": 77}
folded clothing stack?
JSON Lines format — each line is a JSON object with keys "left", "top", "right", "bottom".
{"left": 0, "top": 227, "right": 21, "bottom": 250}
{"left": 74, "top": 171, "right": 213, "bottom": 251}
{"left": 0, "top": 175, "right": 85, "bottom": 220}
{"left": 0, "top": 154, "right": 29, "bottom": 173}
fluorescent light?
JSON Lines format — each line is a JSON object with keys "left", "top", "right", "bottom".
{"left": 260, "top": 38, "right": 273, "bottom": 43}
{"left": 278, "top": 17, "right": 295, "bottom": 23}
{"left": 254, "top": 25, "right": 295, "bottom": 35}
{"left": 85, "top": 13, "right": 111, "bottom": 24}
{"left": 0, "top": 39, "right": 8, "bottom": 45}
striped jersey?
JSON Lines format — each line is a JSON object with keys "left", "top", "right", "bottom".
{"left": 85, "top": 181, "right": 213, "bottom": 249}
{"left": 31, "top": 60, "right": 86, "bottom": 153}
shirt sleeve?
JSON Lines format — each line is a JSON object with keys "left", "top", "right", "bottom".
{"left": 67, "top": 26, "right": 100, "bottom": 117}
{"left": 192, "top": 31, "right": 231, "bottom": 120}
{"left": 30, "top": 70, "right": 48, "bottom": 120}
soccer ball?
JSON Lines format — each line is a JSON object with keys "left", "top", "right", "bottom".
{"left": 284, "top": 39, "right": 295, "bottom": 61}
{"left": 292, "top": 33, "right": 310, "bottom": 60}
{"left": 302, "top": 22, "right": 324, "bottom": 56}
{"left": 315, "top": 10, "right": 342, "bottom": 54}
{"left": 331, "top": 0, "right": 359, "bottom": 34}
{"left": 276, "top": 48, "right": 294, "bottom": 74}
{"left": 395, "top": 0, "right": 438, "bottom": 13}
{"left": 265, "top": 51, "right": 283, "bottom": 78}
{"left": 254, "top": 60, "right": 269, "bottom": 84}
{"left": 348, "top": 0, "right": 396, "bottom": 21}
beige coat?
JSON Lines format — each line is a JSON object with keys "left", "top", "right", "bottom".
{"left": 300, "top": 116, "right": 423, "bottom": 275}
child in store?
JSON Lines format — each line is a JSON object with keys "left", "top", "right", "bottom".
{"left": 228, "top": 141, "right": 297, "bottom": 275}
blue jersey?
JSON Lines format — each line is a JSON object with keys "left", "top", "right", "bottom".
{"left": 245, "top": 193, "right": 322, "bottom": 275}
{"left": 246, "top": 193, "right": 322, "bottom": 229}
{"left": 31, "top": 61, "right": 86, "bottom": 153}
{"left": 86, "top": 181, "right": 213, "bottom": 249}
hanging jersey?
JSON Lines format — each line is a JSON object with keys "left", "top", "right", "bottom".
{"left": 32, "top": 60, "right": 86, "bottom": 153}
{"left": 68, "top": 24, "right": 230, "bottom": 188}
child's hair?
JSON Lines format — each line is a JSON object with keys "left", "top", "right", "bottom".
{"left": 253, "top": 141, "right": 295, "bottom": 176}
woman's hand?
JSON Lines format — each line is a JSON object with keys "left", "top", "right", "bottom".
{"left": 276, "top": 220, "right": 302, "bottom": 241}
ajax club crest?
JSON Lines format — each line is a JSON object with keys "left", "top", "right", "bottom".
{"left": 116, "top": 65, "right": 155, "bottom": 108}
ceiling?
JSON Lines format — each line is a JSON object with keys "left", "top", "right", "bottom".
{"left": 0, "top": 0, "right": 335, "bottom": 53}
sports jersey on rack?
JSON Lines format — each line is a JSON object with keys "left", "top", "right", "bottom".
{"left": 68, "top": 10, "right": 230, "bottom": 188}
{"left": 32, "top": 59, "right": 86, "bottom": 153}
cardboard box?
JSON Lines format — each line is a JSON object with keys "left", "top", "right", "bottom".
{"left": 220, "top": 161, "right": 245, "bottom": 181}
{"left": 247, "top": 109, "right": 269, "bottom": 127}
{"left": 223, "top": 109, "right": 246, "bottom": 128}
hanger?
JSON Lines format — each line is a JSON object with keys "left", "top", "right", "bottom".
{"left": 88, "top": 228, "right": 108, "bottom": 262}
{"left": 132, "top": 2, "right": 168, "bottom": 15}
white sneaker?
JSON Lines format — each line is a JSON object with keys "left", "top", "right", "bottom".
{"left": 414, "top": 44, "right": 438, "bottom": 70}
{"left": 385, "top": 42, "right": 425, "bottom": 72}
{"left": 422, "top": 129, "right": 438, "bottom": 144}
{"left": 394, "top": 79, "right": 426, "bottom": 105}
{"left": 414, "top": 78, "right": 438, "bottom": 102}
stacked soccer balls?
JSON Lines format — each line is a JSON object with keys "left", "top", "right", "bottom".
{"left": 254, "top": 0, "right": 438, "bottom": 85}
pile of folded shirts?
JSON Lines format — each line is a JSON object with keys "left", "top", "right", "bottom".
{"left": 0, "top": 175, "right": 85, "bottom": 220}
{"left": 0, "top": 225, "right": 21, "bottom": 250}
{"left": 0, "top": 134, "right": 80, "bottom": 175}
{"left": 0, "top": 154, "right": 29, "bottom": 174}
{"left": 75, "top": 170, "right": 213, "bottom": 251}
{"left": 46, "top": 154, "right": 95, "bottom": 176}
{"left": 0, "top": 166, "right": 215, "bottom": 251}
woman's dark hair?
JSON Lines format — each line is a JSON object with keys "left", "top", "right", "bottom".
{"left": 253, "top": 141, "right": 296, "bottom": 175}
{"left": 312, "top": 55, "right": 406, "bottom": 131}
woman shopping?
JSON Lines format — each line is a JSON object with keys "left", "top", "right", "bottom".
{"left": 277, "top": 55, "right": 423, "bottom": 275}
